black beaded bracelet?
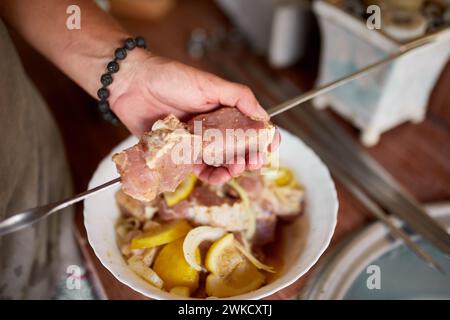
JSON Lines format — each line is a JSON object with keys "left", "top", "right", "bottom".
{"left": 96, "top": 36, "right": 147, "bottom": 124}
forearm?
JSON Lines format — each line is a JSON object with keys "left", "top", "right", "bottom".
{"left": 0, "top": 0, "right": 134, "bottom": 98}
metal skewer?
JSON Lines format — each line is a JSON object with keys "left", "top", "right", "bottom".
{"left": 210, "top": 36, "right": 447, "bottom": 271}
{"left": 267, "top": 31, "right": 443, "bottom": 117}
{"left": 331, "top": 167, "right": 445, "bottom": 273}
{"left": 0, "top": 29, "right": 444, "bottom": 237}
{"left": 0, "top": 178, "right": 121, "bottom": 236}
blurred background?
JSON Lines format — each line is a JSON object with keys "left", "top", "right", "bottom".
{"left": 9, "top": 0, "right": 450, "bottom": 299}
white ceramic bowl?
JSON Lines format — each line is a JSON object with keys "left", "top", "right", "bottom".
{"left": 84, "top": 128, "right": 338, "bottom": 299}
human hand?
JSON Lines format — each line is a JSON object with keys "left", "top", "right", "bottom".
{"left": 109, "top": 50, "right": 280, "bottom": 184}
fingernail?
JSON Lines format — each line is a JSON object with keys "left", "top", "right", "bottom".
{"left": 253, "top": 104, "right": 269, "bottom": 121}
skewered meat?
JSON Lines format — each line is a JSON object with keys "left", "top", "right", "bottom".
{"left": 188, "top": 108, "right": 275, "bottom": 167}
{"left": 113, "top": 107, "right": 275, "bottom": 202}
{"left": 113, "top": 115, "right": 195, "bottom": 202}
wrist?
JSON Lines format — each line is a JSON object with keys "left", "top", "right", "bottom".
{"left": 108, "top": 48, "right": 152, "bottom": 111}
{"left": 59, "top": 29, "right": 131, "bottom": 98}
{"left": 92, "top": 36, "right": 151, "bottom": 123}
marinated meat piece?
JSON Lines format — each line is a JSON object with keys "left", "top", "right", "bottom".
{"left": 113, "top": 144, "right": 157, "bottom": 202}
{"left": 253, "top": 211, "right": 277, "bottom": 246}
{"left": 260, "top": 187, "right": 304, "bottom": 218}
{"left": 184, "top": 202, "right": 249, "bottom": 231}
{"left": 158, "top": 186, "right": 247, "bottom": 231}
{"left": 234, "top": 171, "right": 303, "bottom": 217}
{"left": 188, "top": 107, "right": 273, "bottom": 137}
{"left": 234, "top": 174, "right": 264, "bottom": 200}
{"left": 156, "top": 167, "right": 298, "bottom": 242}
{"left": 157, "top": 198, "right": 191, "bottom": 221}
{"left": 113, "top": 108, "right": 275, "bottom": 202}
{"left": 115, "top": 190, "right": 157, "bottom": 220}
{"left": 187, "top": 108, "right": 275, "bottom": 167}
{"left": 156, "top": 182, "right": 236, "bottom": 221}
{"left": 113, "top": 115, "right": 195, "bottom": 202}
{"left": 235, "top": 209, "right": 278, "bottom": 246}
{"left": 189, "top": 185, "right": 235, "bottom": 206}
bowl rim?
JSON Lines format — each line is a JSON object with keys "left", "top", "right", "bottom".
{"left": 300, "top": 203, "right": 450, "bottom": 300}
{"left": 84, "top": 128, "right": 338, "bottom": 300}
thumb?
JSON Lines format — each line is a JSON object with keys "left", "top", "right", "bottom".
{"left": 210, "top": 77, "right": 269, "bottom": 121}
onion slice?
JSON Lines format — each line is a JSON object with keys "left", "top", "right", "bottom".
{"left": 183, "top": 226, "right": 226, "bottom": 271}
{"left": 227, "top": 179, "right": 256, "bottom": 240}
{"left": 234, "top": 241, "right": 275, "bottom": 273}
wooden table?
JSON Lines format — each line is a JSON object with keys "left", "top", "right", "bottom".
{"left": 13, "top": 0, "right": 450, "bottom": 300}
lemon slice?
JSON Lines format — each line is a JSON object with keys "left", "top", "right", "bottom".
{"left": 205, "top": 260, "right": 265, "bottom": 298}
{"left": 273, "top": 167, "right": 294, "bottom": 186}
{"left": 164, "top": 174, "right": 197, "bottom": 207}
{"left": 264, "top": 167, "right": 294, "bottom": 186}
{"left": 153, "top": 238, "right": 200, "bottom": 292}
{"left": 205, "top": 234, "right": 244, "bottom": 277}
{"left": 130, "top": 219, "right": 192, "bottom": 250}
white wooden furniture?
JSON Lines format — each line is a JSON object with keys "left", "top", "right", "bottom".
{"left": 313, "top": 1, "right": 450, "bottom": 146}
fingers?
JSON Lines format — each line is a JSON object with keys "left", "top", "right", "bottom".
{"left": 195, "top": 153, "right": 265, "bottom": 184}
{"left": 246, "top": 152, "right": 264, "bottom": 171}
{"left": 194, "top": 159, "right": 246, "bottom": 185}
{"left": 195, "top": 164, "right": 231, "bottom": 185}
{"left": 226, "top": 155, "right": 246, "bottom": 177}
{"left": 193, "top": 128, "right": 279, "bottom": 183}
{"left": 208, "top": 167, "right": 232, "bottom": 185}
{"left": 268, "top": 128, "right": 281, "bottom": 153}
{"left": 212, "top": 77, "right": 269, "bottom": 121}
{"left": 192, "top": 163, "right": 207, "bottom": 177}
